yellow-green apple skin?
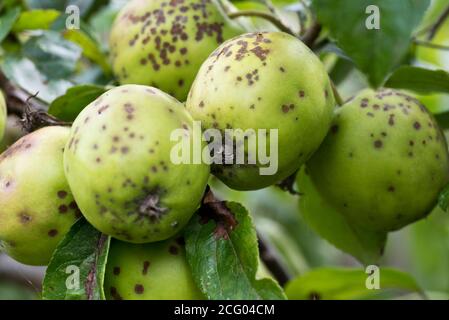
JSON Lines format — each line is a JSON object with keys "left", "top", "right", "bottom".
{"left": 104, "top": 237, "right": 204, "bottom": 300}
{"left": 186, "top": 31, "right": 335, "bottom": 190}
{"left": 307, "top": 89, "right": 449, "bottom": 232}
{"left": 63, "top": 85, "right": 210, "bottom": 243}
{"left": 0, "top": 126, "right": 80, "bottom": 265}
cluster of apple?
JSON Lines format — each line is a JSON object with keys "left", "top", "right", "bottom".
{"left": 0, "top": 0, "right": 447, "bottom": 300}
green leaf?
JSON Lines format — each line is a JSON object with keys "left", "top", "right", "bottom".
{"left": 0, "top": 7, "right": 21, "bottom": 44}
{"left": 46, "top": 10, "right": 112, "bottom": 75}
{"left": 438, "top": 183, "right": 449, "bottom": 212}
{"left": 434, "top": 112, "right": 449, "bottom": 129}
{"left": 1, "top": 55, "right": 73, "bottom": 103}
{"left": 210, "top": 180, "right": 326, "bottom": 274}
{"left": 313, "top": 0, "right": 430, "bottom": 87}
{"left": 297, "top": 168, "right": 387, "bottom": 265}
{"left": 25, "top": 0, "right": 96, "bottom": 17}
{"left": 42, "top": 219, "right": 110, "bottom": 300}
{"left": 329, "top": 58, "right": 355, "bottom": 86}
{"left": 408, "top": 207, "right": 449, "bottom": 293}
{"left": 22, "top": 30, "right": 82, "bottom": 80}
{"left": 48, "top": 85, "right": 107, "bottom": 121}
{"left": 185, "top": 201, "right": 286, "bottom": 300}
{"left": 385, "top": 66, "right": 449, "bottom": 94}
{"left": 285, "top": 267, "right": 424, "bottom": 300}
{"left": 0, "top": 0, "right": 23, "bottom": 12}
{"left": 12, "top": 9, "right": 60, "bottom": 32}
{"left": 63, "top": 29, "right": 112, "bottom": 75}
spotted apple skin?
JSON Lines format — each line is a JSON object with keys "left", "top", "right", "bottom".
{"left": 186, "top": 31, "right": 335, "bottom": 190}
{"left": 104, "top": 237, "right": 204, "bottom": 300}
{"left": 109, "top": 0, "right": 246, "bottom": 101}
{"left": 0, "top": 126, "right": 80, "bottom": 266}
{"left": 307, "top": 88, "right": 449, "bottom": 232}
{"left": 63, "top": 85, "right": 210, "bottom": 243}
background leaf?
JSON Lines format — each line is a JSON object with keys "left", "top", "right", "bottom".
{"left": 22, "top": 31, "right": 82, "bottom": 80}
{"left": 1, "top": 55, "right": 73, "bottom": 103}
{"left": 62, "top": 29, "right": 111, "bottom": 75}
{"left": 12, "top": 9, "right": 60, "bottom": 32}
{"left": 88, "top": 0, "right": 126, "bottom": 51}
{"left": 285, "top": 267, "right": 423, "bottom": 300}
{"left": 297, "top": 168, "right": 387, "bottom": 265}
{"left": 42, "top": 219, "right": 110, "bottom": 300}
{"left": 313, "top": 0, "right": 430, "bottom": 87}
{"left": 383, "top": 66, "right": 449, "bottom": 128}
{"left": 0, "top": 281, "right": 38, "bottom": 300}
{"left": 438, "top": 183, "right": 449, "bottom": 212}
{"left": 0, "top": 7, "right": 21, "bottom": 44}
{"left": 210, "top": 179, "right": 338, "bottom": 277}
{"left": 185, "top": 201, "right": 286, "bottom": 300}
{"left": 434, "top": 112, "right": 449, "bottom": 129}
{"left": 48, "top": 84, "right": 107, "bottom": 121}
{"left": 406, "top": 207, "right": 449, "bottom": 293}
{"left": 385, "top": 66, "right": 449, "bottom": 94}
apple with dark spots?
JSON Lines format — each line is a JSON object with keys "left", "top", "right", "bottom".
{"left": 0, "top": 126, "right": 80, "bottom": 266}
{"left": 104, "top": 237, "right": 204, "bottom": 300}
{"left": 63, "top": 85, "right": 210, "bottom": 243}
{"left": 307, "top": 88, "right": 449, "bottom": 232}
{"left": 186, "top": 31, "right": 335, "bottom": 190}
{"left": 109, "top": 0, "right": 247, "bottom": 101}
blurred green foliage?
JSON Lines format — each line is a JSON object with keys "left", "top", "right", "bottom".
{"left": 0, "top": 281, "right": 38, "bottom": 300}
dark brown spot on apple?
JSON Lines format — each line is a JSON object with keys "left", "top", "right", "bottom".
{"left": 134, "top": 284, "right": 144, "bottom": 294}
{"left": 69, "top": 201, "right": 77, "bottom": 209}
{"left": 57, "top": 191, "right": 68, "bottom": 199}
{"left": 388, "top": 115, "right": 395, "bottom": 126}
{"left": 59, "top": 205, "right": 68, "bottom": 214}
{"left": 18, "top": 212, "right": 32, "bottom": 224}
{"left": 142, "top": 261, "right": 150, "bottom": 275}
{"left": 374, "top": 140, "right": 383, "bottom": 148}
